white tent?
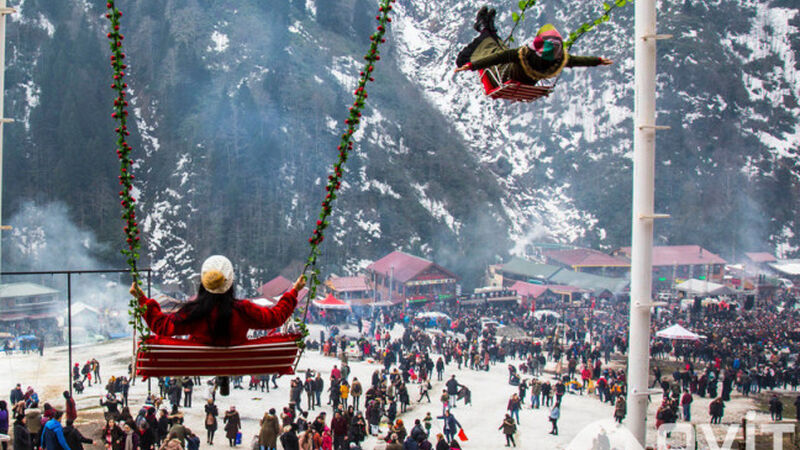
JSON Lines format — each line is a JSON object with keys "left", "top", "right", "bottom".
{"left": 655, "top": 324, "right": 705, "bottom": 340}
{"left": 674, "top": 279, "right": 732, "bottom": 296}
{"left": 533, "top": 310, "right": 561, "bottom": 319}
{"left": 415, "top": 312, "right": 451, "bottom": 321}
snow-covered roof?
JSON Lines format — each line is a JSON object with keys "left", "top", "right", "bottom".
{"left": 674, "top": 278, "right": 732, "bottom": 295}
{"left": 616, "top": 245, "right": 726, "bottom": 266}
{"left": 0, "top": 283, "right": 59, "bottom": 298}
{"left": 770, "top": 260, "right": 800, "bottom": 276}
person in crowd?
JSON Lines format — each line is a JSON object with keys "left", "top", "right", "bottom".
{"left": 224, "top": 406, "right": 241, "bottom": 447}
{"left": 709, "top": 397, "right": 725, "bottom": 424}
{"left": 613, "top": 396, "right": 626, "bottom": 424}
{"left": 63, "top": 419, "right": 93, "bottom": 450}
{"left": 279, "top": 424, "right": 299, "bottom": 450}
{"left": 204, "top": 398, "right": 218, "bottom": 445}
{"left": 102, "top": 418, "right": 124, "bottom": 450}
{"left": 0, "top": 401, "right": 8, "bottom": 450}
{"left": 166, "top": 415, "right": 188, "bottom": 449}
{"left": 548, "top": 403, "right": 560, "bottom": 435}
{"left": 258, "top": 408, "right": 280, "bottom": 450}
{"left": 680, "top": 390, "right": 693, "bottom": 421}
{"left": 13, "top": 414, "right": 32, "bottom": 450}
{"left": 499, "top": 413, "right": 516, "bottom": 447}
{"left": 40, "top": 411, "right": 70, "bottom": 450}
{"left": 434, "top": 434, "right": 448, "bottom": 450}
{"left": 506, "top": 393, "right": 521, "bottom": 425}
{"left": 438, "top": 410, "right": 460, "bottom": 444}
{"left": 23, "top": 403, "right": 41, "bottom": 449}
{"left": 769, "top": 395, "right": 783, "bottom": 421}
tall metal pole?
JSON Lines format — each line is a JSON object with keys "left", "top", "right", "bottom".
{"left": 67, "top": 273, "right": 73, "bottom": 397}
{"left": 0, "top": 0, "right": 10, "bottom": 280}
{"left": 627, "top": 0, "right": 661, "bottom": 445}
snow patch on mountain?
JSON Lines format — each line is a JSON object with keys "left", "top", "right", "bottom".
{"left": 209, "top": 31, "right": 230, "bottom": 53}
{"left": 411, "top": 182, "right": 461, "bottom": 234}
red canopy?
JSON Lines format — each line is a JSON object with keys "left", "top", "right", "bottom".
{"left": 313, "top": 293, "right": 351, "bottom": 310}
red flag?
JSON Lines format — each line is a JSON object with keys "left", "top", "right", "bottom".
{"left": 457, "top": 428, "right": 468, "bottom": 441}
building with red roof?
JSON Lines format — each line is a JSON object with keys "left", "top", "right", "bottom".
{"left": 256, "top": 276, "right": 308, "bottom": 301}
{"left": 366, "top": 251, "right": 459, "bottom": 306}
{"left": 614, "top": 245, "right": 727, "bottom": 285}
{"left": 744, "top": 252, "right": 777, "bottom": 264}
{"left": 324, "top": 275, "right": 372, "bottom": 305}
{"left": 544, "top": 248, "right": 630, "bottom": 277}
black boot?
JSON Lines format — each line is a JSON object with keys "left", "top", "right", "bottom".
{"left": 486, "top": 8, "right": 497, "bottom": 34}
{"left": 473, "top": 6, "right": 489, "bottom": 32}
{"left": 218, "top": 376, "right": 230, "bottom": 396}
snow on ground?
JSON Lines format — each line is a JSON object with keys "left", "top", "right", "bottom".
{"left": 0, "top": 324, "right": 782, "bottom": 449}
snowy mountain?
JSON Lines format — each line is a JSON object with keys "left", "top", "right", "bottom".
{"left": 1, "top": 0, "right": 798, "bottom": 291}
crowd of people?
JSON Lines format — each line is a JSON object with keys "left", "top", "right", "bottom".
{"left": 4, "top": 286, "right": 800, "bottom": 449}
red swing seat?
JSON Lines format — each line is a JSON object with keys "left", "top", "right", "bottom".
{"left": 135, "top": 333, "right": 302, "bottom": 379}
{"left": 479, "top": 67, "right": 554, "bottom": 103}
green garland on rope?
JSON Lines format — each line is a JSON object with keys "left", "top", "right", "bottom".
{"left": 506, "top": 0, "right": 633, "bottom": 50}
{"left": 565, "top": 0, "right": 634, "bottom": 50}
{"left": 295, "top": 0, "right": 396, "bottom": 344}
{"left": 105, "top": 1, "right": 149, "bottom": 344}
{"left": 506, "top": 0, "right": 538, "bottom": 44}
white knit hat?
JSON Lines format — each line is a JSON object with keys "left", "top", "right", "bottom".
{"left": 201, "top": 255, "right": 234, "bottom": 294}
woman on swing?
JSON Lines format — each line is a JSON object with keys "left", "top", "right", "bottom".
{"left": 129, "top": 255, "right": 306, "bottom": 346}
{"left": 454, "top": 6, "right": 612, "bottom": 86}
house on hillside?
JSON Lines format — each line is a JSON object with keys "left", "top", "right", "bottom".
{"left": 366, "top": 251, "right": 458, "bottom": 306}
{"left": 325, "top": 275, "right": 373, "bottom": 305}
{"left": 544, "top": 248, "right": 630, "bottom": 278}
{"left": 613, "top": 245, "right": 727, "bottom": 288}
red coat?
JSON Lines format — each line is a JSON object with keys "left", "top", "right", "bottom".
{"left": 138, "top": 289, "right": 298, "bottom": 345}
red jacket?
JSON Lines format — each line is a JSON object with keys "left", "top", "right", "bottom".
{"left": 138, "top": 289, "right": 298, "bottom": 345}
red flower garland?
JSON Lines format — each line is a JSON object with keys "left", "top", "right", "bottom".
{"left": 300, "top": 0, "right": 395, "bottom": 317}
{"left": 106, "top": 1, "right": 148, "bottom": 341}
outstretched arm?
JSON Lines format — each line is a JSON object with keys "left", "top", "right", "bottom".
{"left": 566, "top": 56, "right": 613, "bottom": 67}
{"left": 130, "top": 283, "right": 190, "bottom": 337}
{"left": 240, "top": 275, "right": 306, "bottom": 330}
{"left": 454, "top": 48, "right": 521, "bottom": 73}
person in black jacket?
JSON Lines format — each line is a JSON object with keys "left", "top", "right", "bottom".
{"left": 156, "top": 409, "right": 170, "bottom": 446}
{"left": 137, "top": 420, "right": 156, "bottom": 450}
{"left": 63, "top": 420, "right": 93, "bottom": 450}
{"left": 12, "top": 416, "right": 32, "bottom": 450}
{"left": 454, "top": 9, "right": 611, "bottom": 87}
{"left": 279, "top": 424, "right": 299, "bottom": 450}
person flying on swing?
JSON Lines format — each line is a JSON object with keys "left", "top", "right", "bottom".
{"left": 129, "top": 255, "right": 305, "bottom": 346}
{"left": 454, "top": 6, "right": 612, "bottom": 86}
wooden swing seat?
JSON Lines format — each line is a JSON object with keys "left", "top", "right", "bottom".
{"left": 135, "top": 333, "right": 302, "bottom": 378}
{"left": 479, "top": 68, "right": 554, "bottom": 103}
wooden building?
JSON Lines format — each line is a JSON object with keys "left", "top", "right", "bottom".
{"left": 366, "top": 251, "right": 458, "bottom": 306}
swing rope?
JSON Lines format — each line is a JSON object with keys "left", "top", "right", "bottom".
{"left": 294, "top": 0, "right": 396, "bottom": 346}
{"left": 105, "top": 1, "right": 148, "bottom": 347}
{"left": 107, "top": 0, "right": 396, "bottom": 358}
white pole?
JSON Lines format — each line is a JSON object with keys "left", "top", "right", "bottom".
{"left": 627, "top": 0, "right": 658, "bottom": 445}
{"left": 0, "top": 0, "right": 7, "bottom": 281}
